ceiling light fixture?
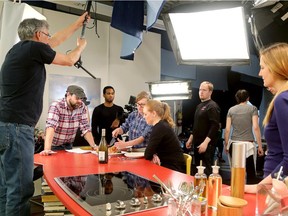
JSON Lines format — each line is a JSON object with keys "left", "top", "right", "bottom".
{"left": 163, "top": 6, "right": 250, "bottom": 66}
{"left": 148, "top": 80, "right": 192, "bottom": 101}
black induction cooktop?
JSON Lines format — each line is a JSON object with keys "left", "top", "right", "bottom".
{"left": 54, "top": 171, "right": 168, "bottom": 215}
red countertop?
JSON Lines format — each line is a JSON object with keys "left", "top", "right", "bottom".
{"left": 34, "top": 151, "right": 256, "bottom": 216}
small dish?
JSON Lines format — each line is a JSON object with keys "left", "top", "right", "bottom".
{"left": 80, "top": 146, "right": 92, "bottom": 150}
{"left": 219, "top": 195, "right": 247, "bottom": 208}
{"left": 124, "top": 152, "right": 145, "bottom": 158}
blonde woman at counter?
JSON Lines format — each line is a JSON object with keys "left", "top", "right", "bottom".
{"left": 143, "top": 100, "right": 186, "bottom": 173}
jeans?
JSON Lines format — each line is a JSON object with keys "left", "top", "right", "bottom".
{"left": 0, "top": 121, "right": 35, "bottom": 216}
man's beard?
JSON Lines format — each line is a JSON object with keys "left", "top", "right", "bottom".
{"left": 68, "top": 99, "right": 79, "bottom": 109}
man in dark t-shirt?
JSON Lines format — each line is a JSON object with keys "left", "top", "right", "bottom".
{"left": 0, "top": 13, "right": 89, "bottom": 216}
{"left": 186, "top": 81, "right": 220, "bottom": 176}
{"left": 92, "top": 86, "right": 124, "bottom": 144}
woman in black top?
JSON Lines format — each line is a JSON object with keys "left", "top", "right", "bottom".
{"left": 143, "top": 100, "right": 185, "bottom": 173}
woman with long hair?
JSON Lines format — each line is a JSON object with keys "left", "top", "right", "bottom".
{"left": 245, "top": 43, "right": 288, "bottom": 193}
{"left": 143, "top": 100, "right": 185, "bottom": 173}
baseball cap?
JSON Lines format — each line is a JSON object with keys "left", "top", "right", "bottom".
{"left": 82, "top": 97, "right": 90, "bottom": 106}
{"left": 66, "top": 85, "right": 86, "bottom": 99}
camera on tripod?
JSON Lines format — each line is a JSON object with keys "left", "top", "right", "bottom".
{"left": 123, "top": 95, "right": 136, "bottom": 118}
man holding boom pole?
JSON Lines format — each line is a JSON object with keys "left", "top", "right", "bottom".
{"left": 0, "top": 12, "right": 90, "bottom": 216}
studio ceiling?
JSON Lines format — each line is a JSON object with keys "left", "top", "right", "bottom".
{"left": 18, "top": 0, "right": 287, "bottom": 53}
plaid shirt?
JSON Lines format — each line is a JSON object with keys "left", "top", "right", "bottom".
{"left": 46, "top": 98, "right": 90, "bottom": 146}
{"left": 120, "top": 110, "right": 152, "bottom": 148}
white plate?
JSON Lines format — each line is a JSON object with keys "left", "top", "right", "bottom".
{"left": 91, "top": 151, "right": 124, "bottom": 156}
{"left": 124, "top": 152, "right": 145, "bottom": 158}
{"left": 66, "top": 148, "right": 91, "bottom": 154}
